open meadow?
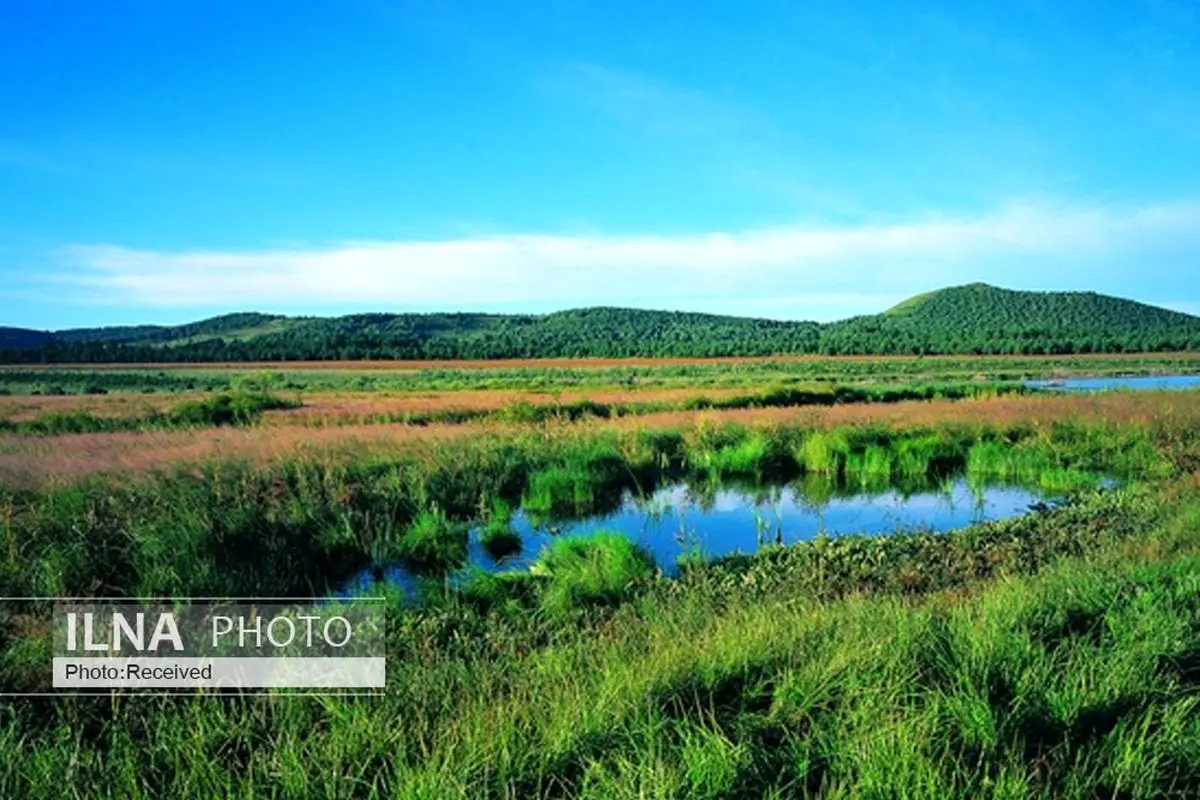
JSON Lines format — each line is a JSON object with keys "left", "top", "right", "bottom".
{"left": 1, "top": 356, "right": 1200, "bottom": 797}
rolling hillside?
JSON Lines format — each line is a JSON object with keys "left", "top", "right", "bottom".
{"left": 3, "top": 284, "right": 1199, "bottom": 362}
{"left": 0, "top": 328, "right": 53, "bottom": 351}
{"left": 820, "top": 283, "right": 1200, "bottom": 355}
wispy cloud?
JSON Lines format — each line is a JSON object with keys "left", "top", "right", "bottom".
{"left": 50, "top": 199, "right": 1200, "bottom": 320}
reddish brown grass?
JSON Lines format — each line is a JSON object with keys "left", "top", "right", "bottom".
{"left": 607, "top": 392, "right": 1200, "bottom": 432}
{"left": 0, "top": 394, "right": 196, "bottom": 422}
{"left": 0, "top": 388, "right": 750, "bottom": 427}
{"left": 261, "top": 388, "right": 748, "bottom": 426}
{"left": 2, "top": 391, "right": 1197, "bottom": 489}
{"left": 0, "top": 422, "right": 489, "bottom": 488}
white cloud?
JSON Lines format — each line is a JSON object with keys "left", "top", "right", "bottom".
{"left": 51, "top": 200, "right": 1200, "bottom": 320}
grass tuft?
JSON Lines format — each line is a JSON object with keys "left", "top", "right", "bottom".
{"left": 534, "top": 531, "right": 657, "bottom": 618}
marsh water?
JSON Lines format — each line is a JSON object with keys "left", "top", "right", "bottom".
{"left": 1026, "top": 374, "right": 1200, "bottom": 392}
{"left": 342, "top": 474, "right": 1059, "bottom": 596}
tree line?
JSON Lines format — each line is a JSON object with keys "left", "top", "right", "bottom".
{"left": 4, "top": 286, "right": 1199, "bottom": 362}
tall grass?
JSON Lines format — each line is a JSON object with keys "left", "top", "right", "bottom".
{"left": 533, "top": 532, "right": 657, "bottom": 619}
{"left": 0, "top": 417, "right": 1177, "bottom": 600}
{"left": 168, "top": 389, "right": 298, "bottom": 426}
{"left": 396, "top": 508, "right": 468, "bottom": 573}
{"left": 1, "top": 389, "right": 299, "bottom": 435}
{"left": 521, "top": 440, "right": 637, "bottom": 521}
{"left": 0, "top": 480, "right": 1197, "bottom": 797}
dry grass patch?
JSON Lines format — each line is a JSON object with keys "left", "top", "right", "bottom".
{"left": 0, "top": 393, "right": 196, "bottom": 422}
{"left": 1, "top": 391, "right": 1197, "bottom": 489}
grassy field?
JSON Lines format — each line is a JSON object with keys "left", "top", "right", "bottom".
{"left": 0, "top": 390, "right": 1194, "bottom": 489}
{"left": 3, "top": 351, "right": 1200, "bottom": 395}
{"left": 0, "top": 382, "right": 1035, "bottom": 437}
{"left": 0, "top": 357, "right": 1198, "bottom": 797}
{"left": 11, "top": 350, "right": 1200, "bottom": 371}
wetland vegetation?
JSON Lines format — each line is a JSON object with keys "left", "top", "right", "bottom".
{"left": 0, "top": 358, "right": 1198, "bottom": 798}
{"left": 3, "top": 350, "right": 1200, "bottom": 397}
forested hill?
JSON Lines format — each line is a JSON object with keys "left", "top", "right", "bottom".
{"left": 821, "top": 283, "right": 1200, "bottom": 355}
{"left": 3, "top": 284, "right": 1199, "bottom": 362}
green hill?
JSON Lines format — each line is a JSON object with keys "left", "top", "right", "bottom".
{"left": 821, "top": 283, "right": 1200, "bottom": 355}
{"left": 2, "top": 284, "right": 1198, "bottom": 362}
{"left": 884, "top": 283, "right": 1196, "bottom": 329}
{"left": 0, "top": 327, "right": 53, "bottom": 350}
{"left": 54, "top": 312, "right": 294, "bottom": 345}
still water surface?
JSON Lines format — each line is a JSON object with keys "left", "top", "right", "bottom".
{"left": 343, "top": 476, "right": 1058, "bottom": 595}
{"left": 1026, "top": 374, "right": 1200, "bottom": 392}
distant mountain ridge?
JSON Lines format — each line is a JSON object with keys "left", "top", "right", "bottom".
{"left": 3, "top": 284, "right": 1199, "bottom": 362}
{"left": 53, "top": 312, "right": 290, "bottom": 345}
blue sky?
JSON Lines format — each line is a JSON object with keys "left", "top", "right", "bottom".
{"left": 2, "top": 0, "right": 1199, "bottom": 329}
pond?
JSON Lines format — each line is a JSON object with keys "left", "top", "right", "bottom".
{"left": 341, "top": 474, "right": 1063, "bottom": 596}
{"left": 1026, "top": 374, "right": 1200, "bottom": 392}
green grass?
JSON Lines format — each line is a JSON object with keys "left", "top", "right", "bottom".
{"left": 167, "top": 389, "right": 298, "bottom": 426}
{"left": 3, "top": 351, "right": 1200, "bottom": 396}
{"left": 479, "top": 498, "right": 522, "bottom": 559}
{"left": 520, "top": 440, "right": 635, "bottom": 521}
{"left": 532, "top": 532, "right": 657, "bottom": 619}
{"left": 692, "top": 429, "right": 792, "bottom": 479}
{"left": 395, "top": 508, "right": 468, "bottom": 573}
{"left": 797, "top": 429, "right": 852, "bottom": 474}
{"left": 0, "top": 411, "right": 1197, "bottom": 797}
{"left": 0, "top": 417, "right": 1176, "bottom": 600}
{"left": 965, "top": 437, "right": 1125, "bottom": 494}
{"left": 455, "top": 568, "right": 539, "bottom": 615}
{"left": 0, "top": 479, "right": 1197, "bottom": 797}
